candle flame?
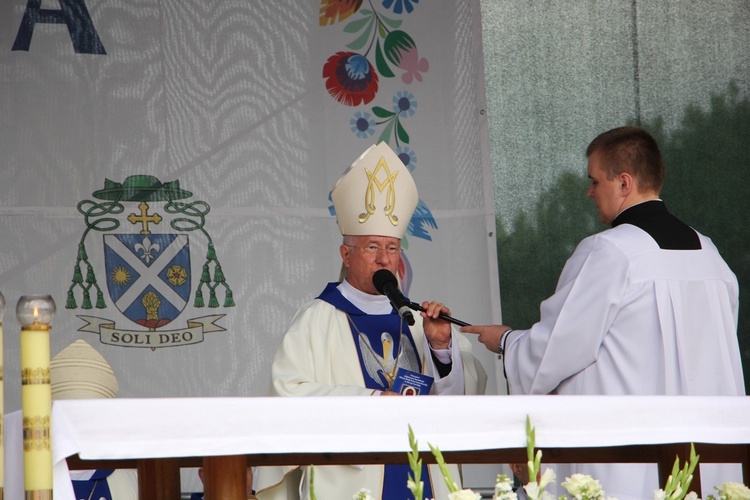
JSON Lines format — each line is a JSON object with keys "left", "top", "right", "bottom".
{"left": 33, "top": 305, "right": 39, "bottom": 323}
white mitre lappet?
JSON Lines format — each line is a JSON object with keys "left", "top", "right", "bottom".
{"left": 331, "top": 142, "right": 418, "bottom": 239}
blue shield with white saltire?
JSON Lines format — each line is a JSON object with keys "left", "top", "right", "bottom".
{"left": 103, "top": 234, "right": 191, "bottom": 329}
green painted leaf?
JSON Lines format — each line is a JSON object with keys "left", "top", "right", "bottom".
{"left": 380, "top": 15, "right": 403, "bottom": 30}
{"left": 343, "top": 15, "right": 371, "bottom": 34}
{"left": 396, "top": 119, "right": 410, "bottom": 144}
{"left": 372, "top": 106, "right": 396, "bottom": 118}
{"left": 377, "top": 21, "right": 387, "bottom": 39}
{"left": 378, "top": 120, "right": 395, "bottom": 144}
{"left": 346, "top": 19, "right": 374, "bottom": 51}
{"left": 375, "top": 40, "right": 395, "bottom": 78}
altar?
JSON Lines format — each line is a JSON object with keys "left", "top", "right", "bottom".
{"left": 6, "top": 395, "right": 750, "bottom": 499}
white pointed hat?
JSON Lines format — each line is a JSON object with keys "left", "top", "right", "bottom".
{"left": 332, "top": 142, "right": 418, "bottom": 239}
{"left": 50, "top": 339, "right": 119, "bottom": 399}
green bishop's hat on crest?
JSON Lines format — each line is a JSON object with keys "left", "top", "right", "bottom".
{"left": 93, "top": 175, "right": 192, "bottom": 202}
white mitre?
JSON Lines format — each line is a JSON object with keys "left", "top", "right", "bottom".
{"left": 332, "top": 142, "right": 418, "bottom": 239}
{"left": 50, "top": 338, "right": 119, "bottom": 400}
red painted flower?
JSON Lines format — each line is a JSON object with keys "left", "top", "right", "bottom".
{"left": 323, "top": 51, "right": 379, "bottom": 106}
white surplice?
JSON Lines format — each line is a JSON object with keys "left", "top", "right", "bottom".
{"left": 504, "top": 222, "right": 745, "bottom": 499}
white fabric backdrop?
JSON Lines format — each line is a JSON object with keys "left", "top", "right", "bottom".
{"left": 0, "top": 0, "right": 500, "bottom": 414}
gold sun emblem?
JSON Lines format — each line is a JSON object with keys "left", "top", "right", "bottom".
{"left": 111, "top": 266, "right": 131, "bottom": 286}
{"left": 166, "top": 265, "right": 188, "bottom": 286}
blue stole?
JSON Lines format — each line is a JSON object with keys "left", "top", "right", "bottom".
{"left": 318, "top": 282, "right": 434, "bottom": 499}
{"left": 72, "top": 469, "right": 115, "bottom": 500}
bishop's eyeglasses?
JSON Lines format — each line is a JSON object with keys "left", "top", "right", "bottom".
{"left": 345, "top": 244, "right": 401, "bottom": 256}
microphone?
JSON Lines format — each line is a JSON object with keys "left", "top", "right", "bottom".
{"left": 372, "top": 270, "right": 471, "bottom": 327}
{"left": 406, "top": 301, "right": 470, "bottom": 327}
{"left": 372, "top": 269, "right": 416, "bottom": 325}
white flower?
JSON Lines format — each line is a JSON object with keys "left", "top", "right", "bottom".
{"left": 352, "top": 487, "right": 374, "bottom": 500}
{"left": 447, "top": 488, "right": 482, "bottom": 500}
{"left": 654, "top": 489, "right": 668, "bottom": 500}
{"left": 494, "top": 474, "right": 517, "bottom": 500}
{"left": 539, "top": 468, "right": 557, "bottom": 489}
{"left": 513, "top": 467, "right": 557, "bottom": 500}
{"left": 407, "top": 479, "right": 422, "bottom": 493}
{"left": 524, "top": 482, "right": 556, "bottom": 500}
{"left": 494, "top": 492, "right": 518, "bottom": 500}
{"left": 684, "top": 493, "right": 700, "bottom": 500}
{"left": 716, "top": 482, "right": 750, "bottom": 500}
{"left": 561, "top": 473, "right": 604, "bottom": 500}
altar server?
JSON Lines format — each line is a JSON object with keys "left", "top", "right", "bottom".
{"left": 253, "top": 142, "right": 486, "bottom": 500}
{"left": 463, "top": 126, "right": 745, "bottom": 498}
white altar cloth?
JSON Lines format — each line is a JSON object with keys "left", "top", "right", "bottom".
{"left": 5, "top": 395, "right": 750, "bottom": 500}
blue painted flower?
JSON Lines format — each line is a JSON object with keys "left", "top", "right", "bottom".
{"left": 407, "top": 200, "right": 437, "bottom": 241}
{"left": 393, "top": 91, "right": 417, "bottom": 117}
{"left": 328, "top": 191, "right": 336, "bottom": 217}
{"left": 350, "top": 111, "right": 376, "bottom": 139}
{"left": 396, "top": 146, "right": 417, "bottom": 172}
{"left": 382, "top": 0, "right": 419, "bottom": 15}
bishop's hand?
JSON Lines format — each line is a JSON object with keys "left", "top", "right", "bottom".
{"left": 420, "top": 301, "right": 452, "bottom": 350}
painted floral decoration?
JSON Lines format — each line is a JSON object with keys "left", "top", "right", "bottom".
{"left": 321, "top": 0, "right": 428, "bottom": 106}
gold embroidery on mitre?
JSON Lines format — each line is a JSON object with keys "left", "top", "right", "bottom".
{"left": 359, "top": 156, "right": 400, "bottom": 226}
{"left": 23, "top": 415, "right": 51, "bottom": 451}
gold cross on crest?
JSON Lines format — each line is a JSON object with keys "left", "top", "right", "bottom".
{"left": 359, "top": 156, "right": 400, "bottom": 226}
{"left": 128, "top": 201, "right": 163, "bottom": 235}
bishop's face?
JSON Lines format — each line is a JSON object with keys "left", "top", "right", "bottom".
{"left": 340, "top": 235, "right": 401, "bottom": 295}
{"left": 587, "top": 150, "right": 627, "bottom": 225}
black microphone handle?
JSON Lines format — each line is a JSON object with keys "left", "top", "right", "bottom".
{"left": 408, "top": 302, "right": 470, "bottom": 327}
{"left": 397, "top": 305, "right": 416, "bottom": 326}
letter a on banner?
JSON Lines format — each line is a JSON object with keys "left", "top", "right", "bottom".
{"left": 12, "top": 0, "right": 106, "bottom": 54}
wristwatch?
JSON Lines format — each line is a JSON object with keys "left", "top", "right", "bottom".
{"left": 497, "top": 328, "right": 514, "bottom": 356}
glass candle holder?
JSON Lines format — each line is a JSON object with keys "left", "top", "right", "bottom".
{"left": 16, "top": 295, "right": 56, "bottom": 329}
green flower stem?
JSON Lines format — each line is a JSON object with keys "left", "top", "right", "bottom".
{"left": 407, "top": 425, "right": 424, "bottom": 500}
{"left": 428, "top": 443, "right": 459, "bottom": 493}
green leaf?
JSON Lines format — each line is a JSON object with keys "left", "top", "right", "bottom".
{"left": 380, "top": 15, "right": 403, "bottom": 30}
{"left": 309, "top": 465, "right": 316, "bottom": 500}
{"left": 526, "top": 416, "right": 541, "bottom": 479}
{"left": 346, "top": 20, "right": 374, "bottom": 51}
{"left": 384, "top": 30, "right": 416, "bottom": 65}
{"left": 407, "top": 425, "right": 424, "bottom": 500}
{"left": 343, "top": 15, "right": 372, "bottom": 34}
{"left": 375, "top": 40, "right": 395, "bottom": 78}
{"left": 428, "top": 443, "right": 458, "bottom": 493}
{"left": 378, "top": 120, "right": 395, "bottom": 144}
{"left": 372, "top": 106, "right": 396, "bottom": 118}
{"left": 396, "top": 119, "right": 410, "bottom": 144}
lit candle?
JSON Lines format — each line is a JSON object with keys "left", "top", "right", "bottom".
{"left": 17, "top": 295, "right": 55, "bottom": 500}
{"left": 0, "top": 292, "right": 5, "bottom": 499}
